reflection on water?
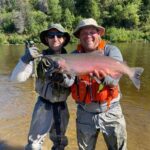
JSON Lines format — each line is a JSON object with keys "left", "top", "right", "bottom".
{"left": 116, "top": 43, "right": 150, "bottom": 110}
{"left": 0, "top": 74, "right": 35, "bottom": 119}
{"left": 0, "top": 43, "right": 150, "bottom": 150}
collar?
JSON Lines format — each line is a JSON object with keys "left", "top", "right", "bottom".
{"left": 76, "top": 40, "right": 106, "bottom": 53}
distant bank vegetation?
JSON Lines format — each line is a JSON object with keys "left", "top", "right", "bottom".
{"left": 0, "top": 0, "right": 149, "bottom": 44}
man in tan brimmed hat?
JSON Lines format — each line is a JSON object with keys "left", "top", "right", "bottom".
{"left": 10, "top": 23, "right": 74, "bottom": 150}
{"left": 70, "top": 18, "right": 127, "bottom": 150}
{"left": 73, "top": 18, "right": 105, "bottom": 38}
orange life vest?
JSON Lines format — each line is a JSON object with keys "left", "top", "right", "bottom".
{"left": 71, "top": 40, "right": 119, "bottom": 108}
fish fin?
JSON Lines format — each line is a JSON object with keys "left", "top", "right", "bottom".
{"left": 130, "top": 67, "right": 144, "bottom": 90}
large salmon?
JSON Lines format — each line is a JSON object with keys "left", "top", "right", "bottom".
{"left": 39, "top": 52, "right": 144, "bottom": 90}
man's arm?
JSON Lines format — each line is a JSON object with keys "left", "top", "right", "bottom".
{"left": 10, "top": 60, "right": 34, "bottom": 82}
{"left": 103, "top": 44, "right": 123, "bottom": 86}
{"left": 10, "top": 42, "right": 41, "bottom": 82}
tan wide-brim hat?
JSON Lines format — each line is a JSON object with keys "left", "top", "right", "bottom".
{"left": 40, "top": 23, "right": 70, "bottom": 46}
{"left": 73, "top": 18, "right": 105, "bottom": 38}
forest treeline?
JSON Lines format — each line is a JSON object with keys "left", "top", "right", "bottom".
{"left": 0, "top": 0, "right": 149, "bottom": 44}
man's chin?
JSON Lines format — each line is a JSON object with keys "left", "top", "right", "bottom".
{"left": 85, "top": 44, "right": 95, "bottom": 51}
{"left": 51, "top": 46, "right": 61, "bottom": 51}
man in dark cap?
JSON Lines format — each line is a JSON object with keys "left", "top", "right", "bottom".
{"left": 10, "top": 23, "right": 74, "bottom": 150}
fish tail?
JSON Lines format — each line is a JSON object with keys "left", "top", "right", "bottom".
{"left": 130, "top": 67, "right": 144, "bottom": 90}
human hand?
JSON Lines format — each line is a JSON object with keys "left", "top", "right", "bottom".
{"left": 21, "top": 46, "right": 41, "bottom": 63}
{"left": 25, "top": 40, "right": 34, "bottom": 49}
{"left": 89, "top": 69, "right": 107, "bottom": 80}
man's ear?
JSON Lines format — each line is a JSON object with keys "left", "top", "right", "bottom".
{"left": 97, "top": 30, "right": 101, "bottom": 35}
{"left": 63, "top": 37, "right": 66, "bottom": 44}
{"left": 45, "top": 37, "right": 48, "bottom": 43}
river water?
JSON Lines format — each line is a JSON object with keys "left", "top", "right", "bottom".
{"left": 0, "top": 43, "right": 150, "bottom": 150}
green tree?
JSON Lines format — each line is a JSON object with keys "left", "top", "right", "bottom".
{"left": 47, "top": 0, "right": 62, "bottom": 22}
{"left": 61, "top": 8, "right": 75, "bottom": 31}
{"left": 90, "top": 0, "right": 100, "bottom": 20}
{"left": 98, "top": 0, "right": 123, "bottom": 26}
{"left": 60, "top": 0, "right": 75, "bottom": 13}
{"left": 31, "top": 0, "right": 49, "bottom": 14}
{"left": 12, "top": 0, "right": 32, "bottom": 34}
{"left": 74, "top": 0, "right": 100, "bottom": 20}
{"left": 0, "top": 0, "right": 16, "bottom": 12}
{"left": 121, "top": 2, "right": 141, "bottom": 28}
{"left": 0, "top": 0, "right": 149, "bottom": 43}
{"left": 13, "top": 11, "right": 25, "bottom": 33}
{"left": 0, "top": 12, "right": 14, "bottom": 33}
{"left": 140, "top": 0, "right": 150, "bottom": 23}
{"left": 99, "top": 0, "right": 141, "bottom": 29}
{"left": 26, "top": 11, "right": 48, "bottom": 35}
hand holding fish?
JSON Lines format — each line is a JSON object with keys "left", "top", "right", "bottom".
{"left": 21, "top": 46, "right": 41, "bottom": 63}
{"left": 89, "top": 69, "right": 107, "bottom": 80}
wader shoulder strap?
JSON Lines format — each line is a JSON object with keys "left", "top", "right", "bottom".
{"left": 53, "top": 104, "right": 61, "bottom": 143}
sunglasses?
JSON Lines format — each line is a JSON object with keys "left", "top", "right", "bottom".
{"left": 47, "top": 32, "right": 64, "bottom": 39}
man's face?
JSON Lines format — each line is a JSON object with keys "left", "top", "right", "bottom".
{"left": 46, "top": 29, "right": 66, "bottom": 53}
{"left": 79, "top": 26, "right": 100, "bottom": 52}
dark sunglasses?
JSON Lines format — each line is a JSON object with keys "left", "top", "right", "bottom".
{"left": 47, "top": 32, "right": 64, "bottom": 39}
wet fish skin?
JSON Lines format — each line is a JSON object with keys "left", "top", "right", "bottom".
{"left": 43, "top": 52, "right": 144, "bottom": 90}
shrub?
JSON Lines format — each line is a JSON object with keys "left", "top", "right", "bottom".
{"left": 7, "top": 34, "right": 27, "bottom": 44}
{"left": 106, "top": 27, "right": 129, "bottom": 42}
{"left": 129, "top": 30, "right": 144, "bottom": 42}
{"left": 0, "top": 12, "right": 15, "bottom": 33}
{"left": 0, "top": 33, "right": 8, "bottom": 44}
{"left": 106, "top": 27, "right": 144, "bottom": 42}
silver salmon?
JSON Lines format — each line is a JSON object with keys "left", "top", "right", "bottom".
{"left": 42, "top": 52, "right": 144, "bottom": 90}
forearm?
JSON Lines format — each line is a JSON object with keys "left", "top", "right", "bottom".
{"left": 10, "top": 59, "right": 33, "bottom": 82}
{"left": 103, "top": 45, "right": 123, "bottom": 86}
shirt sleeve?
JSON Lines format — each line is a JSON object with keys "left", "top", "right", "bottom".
{"left": 60, "top": 74, "right": 75, "bottom": 87}
{"left": 9, "top": 59, "right": 34, "bottom": 82}
{"left": 103, "top": 44, "right": 123, "bottom": 86}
